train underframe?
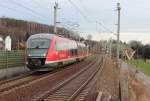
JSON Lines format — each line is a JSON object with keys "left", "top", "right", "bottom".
{"left": 26, "top": 57, "right": 85, "bottom": 71}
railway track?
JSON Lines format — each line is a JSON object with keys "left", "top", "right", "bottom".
{"left": 0, "top": 71, "right": 33, "bottom": 85}
{"left": 33, "top": 55, "right": 104, "bottom": 101}
{"left": 74, "top": 57, "right": 105, "bottom": 101}
{"left": 0, "top": 56, "right": 96, "bottom": 94}
{"left": 0, "top": 72, "right": 50, "bottom": 93}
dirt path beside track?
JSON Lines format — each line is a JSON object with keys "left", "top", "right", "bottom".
{"left": 84, "top": 57, "right": 120, "bottom": 101}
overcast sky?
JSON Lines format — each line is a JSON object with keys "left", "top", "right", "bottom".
{"left": 0, "top": 0, "right": 150, "bottom": 44}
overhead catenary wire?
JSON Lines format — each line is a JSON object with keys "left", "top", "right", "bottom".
{"left": 27, "top": 0, "right": 52, "bottom": 24}
{"left": 96, "top": 21, "right": 116, "bottom": 35}
{"left": 67, "top": 0, "right": 116, "bottom": 35}
{"left": 76, "top": 0, "right": 90, "bottom": 17}
{"left": 32, "top": 0, "right": 50, "bottom": 10}
{"left": 75, "top": 0, "right": 94, "bottom": 21}
{"left": 67, "top": 0, "right": 92, "bottom": 23}
{"left": 6, "top": 0, "right": 49, "bottom": 20}
{"left": 63, "top": 0, "right": 117, "bottom": 39}
{"left": 0, "top": 4, "right": 20, "bottom": 14}
{"left": 30, "top": 0, "right": 51, "bottom": 15}
{"left": 1, "top": 0, "right": 116, "bottom": 36}
{"left": 0, "top": 3, "right": 43, "bottom": 22}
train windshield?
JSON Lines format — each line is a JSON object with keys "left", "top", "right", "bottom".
{"left": 27, "top": 38, "right": 50, "bottom": 49}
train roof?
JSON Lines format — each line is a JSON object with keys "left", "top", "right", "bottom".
{"left": 28, "top": 33, "right": 54, "bottom": 40}
{"left": 27, "top": 33, "right": 76, "bottom": 42}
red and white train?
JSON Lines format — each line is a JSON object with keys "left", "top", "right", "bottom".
{"left": 25, "top": 33, "right": 88, "bottom": 71}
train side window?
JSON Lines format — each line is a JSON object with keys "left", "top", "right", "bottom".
{"left": 60, "top": 41, "right": 64, "bottom": 50}
{"left": 54, "top": 42, "right": 58, "bottom": 50}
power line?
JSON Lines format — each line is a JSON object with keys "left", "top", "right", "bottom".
{"left": 67, "top": 0, "right": 115, "bottom": 35}
{"left": 7, "top": 0, "right": 48, "bottom": 20}
{"left": 32, "top": 0, "right": 50, "bottom": 10}
{"left": 31, "top": 0, "right": 50, "bottom": 15}
{"left": 67, "top": 0, "right": 92, "bottom": 23}
{"left": 76, "top": 0, "right": 89, "bottom": 14}
{"left": 96, "top": 21, "right": 116, "bottom": 35}
{"left": 0, "top": 3, "right": 43, "bottom": 21}
{"left": 70, "top": 0, "right": 116, "bottom": 35}
{"left": 0, "top": 4, "right": 20, "bottom": 13}
{"left": 26, "top": 0, "right": 50, "bottom": 19}
{"left": 76, "top": 0, "right": 95, "bottom": 22}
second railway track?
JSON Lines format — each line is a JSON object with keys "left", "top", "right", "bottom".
{"left": 34, "top": 55, "right": 105, "bottom": 101}
{"left": 0, "top": 72, "right": 50, "bottom": 93}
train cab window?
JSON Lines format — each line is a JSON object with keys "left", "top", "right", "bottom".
{"left": 28, "top": 38, "right": 50, "bottom": 49}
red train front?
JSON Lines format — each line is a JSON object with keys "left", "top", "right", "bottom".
{"left": 26, "top": 33, "right": 88, "bottom": 71}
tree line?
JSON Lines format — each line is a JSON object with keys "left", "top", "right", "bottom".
{"left": 0, "top": 17, "right": 85, "bottom": 50}
{"left": 129, "top": 40, "right": 150, "bottom": 59}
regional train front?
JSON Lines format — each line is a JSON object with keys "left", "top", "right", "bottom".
{"left": 26, "top": 33, "right": 53, "bottom": 71}
{"left": 26, "top": 33, "right": 88, "bottom": 71}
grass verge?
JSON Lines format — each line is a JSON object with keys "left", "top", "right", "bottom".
{"left": 126, "top": 59, "right": 150, "bottom": 76}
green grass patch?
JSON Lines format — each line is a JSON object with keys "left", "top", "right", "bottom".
{"left": 126, "top": 59, "right": 150, "bottom": 76}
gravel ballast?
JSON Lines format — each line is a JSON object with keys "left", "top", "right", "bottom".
{"left": 0, "top": 56, "right": 96, "bottom": 101}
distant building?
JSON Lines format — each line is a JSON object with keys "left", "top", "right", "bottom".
{"left": 5, "top": 36, "right": 11, "bottom": 51}
{"left": 0, "top": 35, "right": 4, "bottom": 50}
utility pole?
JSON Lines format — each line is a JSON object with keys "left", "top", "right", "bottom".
{"left": 116, "top": 2, "right": 121, "bottom": 68}
{"left": 54, "top": 2, "right": 58, "bottom": 34}
{"left": 109, "top": 38, "right": 112, "bottom": 58}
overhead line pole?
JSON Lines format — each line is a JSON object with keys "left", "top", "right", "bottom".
{"left": 116, "top": 2, "right": 121, "bottom": 68}
{"left": 54, "top": 2, "right": 58, "bottom": 34}
{"left": 109, "top": 38, "right": 112, "bottom": 58}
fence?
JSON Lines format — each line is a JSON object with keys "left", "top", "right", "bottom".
{"left": 0, "top": 50, "right": 25, "bottom": 69}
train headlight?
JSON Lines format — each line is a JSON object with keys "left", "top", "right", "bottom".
{"left": 28, "top": 54, "right": 31, "bottom": 56}
{"left": 43, "top": 53, "right": 46, "bottom": 56}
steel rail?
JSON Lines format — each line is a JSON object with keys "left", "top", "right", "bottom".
{"left": 34, "top": 56, "right": 100, "bottom": 101}
{"left": 0, "top": 71, "right": 34, "bottom": 85}
{"left": 67, "top": 57, "right": 105, "bottom": 101}
{"left": 67, "top": 56, "right": 105, "bottom": 101}
{"left": 0, "top": 56, "right": 94, "bottom": 93}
